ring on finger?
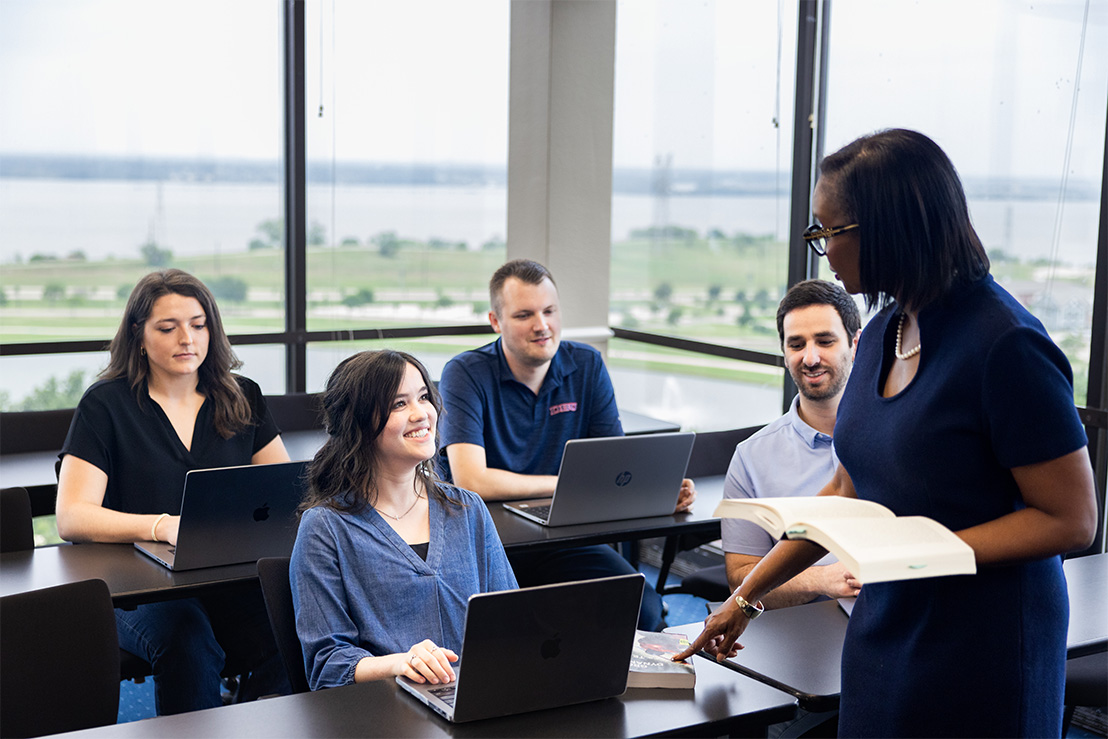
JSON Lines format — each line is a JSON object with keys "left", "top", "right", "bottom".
{"left": 409, "top": 653, "right": 417, "bottom": 665}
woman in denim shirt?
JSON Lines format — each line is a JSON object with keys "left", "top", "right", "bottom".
{"left": 291, "top": 350, "right": 518, "bottom": 690}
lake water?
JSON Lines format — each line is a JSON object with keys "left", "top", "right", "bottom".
{"left": 0, "top": 177, "right": 1100, "bottom": 267}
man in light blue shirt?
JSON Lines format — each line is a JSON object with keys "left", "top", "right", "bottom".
{"left": 722, "top": 280, "right": 863, "bottom": 608}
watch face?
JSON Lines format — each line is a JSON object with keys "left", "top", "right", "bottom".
{"left": 737, "top": 595, "right": 763, "bottom": 619}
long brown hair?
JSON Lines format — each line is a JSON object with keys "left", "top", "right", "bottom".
{"left": 101, "top": 269, "right": 252, "bottom": 439}
{"left": 300, "top": 350, "right": 458, "bottom": 516}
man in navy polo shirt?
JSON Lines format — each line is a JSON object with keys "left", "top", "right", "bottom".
{"left": 438, "top": 259, "right": 693, "bottom": 630}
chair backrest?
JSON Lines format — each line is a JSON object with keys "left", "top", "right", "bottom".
{"left": 257, "top": 557, "right": 310, "bottom": 694}
{"left": 686, "top": 425, "right": 765, "bottom": 478}
{"left": 0, "top": 579, "right": 121, "bottom": 737}
{"left": 0, "top": 486, "right": 35, "bottom": 553}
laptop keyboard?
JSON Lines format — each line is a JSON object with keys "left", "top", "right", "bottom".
{"left": 428, "top": 684, "right": 456, "bottom": 706}
{"left": 524, "top": 504, "right": 551, "bottom": 523}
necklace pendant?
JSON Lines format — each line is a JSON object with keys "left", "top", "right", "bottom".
{"left": 377, "top": 490, "right": 423, "bottom": 521}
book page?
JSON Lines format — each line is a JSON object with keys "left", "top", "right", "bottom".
{"left": 788, "top": 516, "right": 976, "bottom": 584}
{"left": 713, "top": 496, "right": 895, "bottom": 537}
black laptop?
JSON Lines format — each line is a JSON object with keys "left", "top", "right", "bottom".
{"left": 134, "top": 460, "right": 307, "bottom": 571}
{"left": 397, "top": 573, "right": 645, "bottom": 722}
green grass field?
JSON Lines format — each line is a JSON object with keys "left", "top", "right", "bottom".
{"left": 0, "top": 235, "right": 1094, "bottom": 409}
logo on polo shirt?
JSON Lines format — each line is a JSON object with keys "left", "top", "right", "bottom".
{"left": 548, "top": 402, "right": 578, "bottom": 416}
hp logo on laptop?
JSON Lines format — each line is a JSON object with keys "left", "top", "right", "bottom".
{"left": 614, "top": 471, "right": 633, "bottom": 487}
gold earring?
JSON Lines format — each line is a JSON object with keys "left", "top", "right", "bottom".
{"left": 140, "top": 346, "right": 146, "bottom": 357}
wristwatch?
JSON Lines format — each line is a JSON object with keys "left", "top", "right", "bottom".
{"left": 734, "top": 593, "right": 764, "bottom": 620}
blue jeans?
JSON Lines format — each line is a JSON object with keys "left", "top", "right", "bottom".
{"left": 509, "top": 545, "right": 665, "bottom": 630}
{"left": 115, "top": 584, "right": 289, "bottom": 715}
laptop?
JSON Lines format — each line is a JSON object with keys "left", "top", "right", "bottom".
{"left": 397, "top": 573, "right": 644, "bottom": 723}
{"left": 503, "top": 432, "right": 695, "bottom": 526}
{"left": 134, "top": 460, "right": 307, "bottom": 571}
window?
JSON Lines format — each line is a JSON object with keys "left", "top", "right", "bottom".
{"left": 304, "top": 0, "right": 509, "bottom": 341}
{"left": 306, "top": 336, "right": 491, "bottom": 393}
{"left": 610, "top": 0, "right": 799, "bottom": 429}
{"left": 0, "top": 0, "right": 283, "bottom": 408}
{"left": 821, "top": 0, "right": 1106, "bottom": 403}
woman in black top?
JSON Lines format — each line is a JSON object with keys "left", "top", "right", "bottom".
{"left": 56, "top": 269, "right": 291, "bottom": 715}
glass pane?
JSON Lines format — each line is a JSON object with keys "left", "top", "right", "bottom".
{"left": 306, "top": 335, "right": 495, "bottom": 393}
{"left": 608, "top": 339, "right": 784, "bottom": 433}
{"left": 822, "top": 0, "right": 1106, "bottom": 403}
{"left": 0, "top": 0, "right": 284, "bottom": 399}
{"left": 235, "top": 345, "right": 287, "bottom": 397}
{"left": 305, "top": 0, "right": 509, "bottom": 332}
{"left": 0, "top": 352, "right": 109, "bottom": 411}
{"left": 612, "top": 0, "right": 798, "bottom": 352}
{"left": 0, "top": 346, "right": 283, "bottom": 412}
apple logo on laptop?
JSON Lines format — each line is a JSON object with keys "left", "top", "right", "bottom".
{"left": 253, "top": 503, "right": 270, "bottom": 522}
{"left": 540, "top": 634, "right": 561, "bottom": 659}
{"left": 614, "top": 471, "right": 633, "bottom": 487}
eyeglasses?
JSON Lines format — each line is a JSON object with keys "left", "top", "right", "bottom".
{"left": 803, "top": 223, "right": 859, "bottom": 256}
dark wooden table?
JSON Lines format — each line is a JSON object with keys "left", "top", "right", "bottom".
{"left": 57, "top": 653, "right": 796, "bottom": 738}
{"left": 0, "top": 476, "right": 725, "bottom": 607}
{"left": 490, "top": 475, "right": 723, "bottom": 553}
{"left": 673, "top": 551, "right": 1108, "bottom": 712}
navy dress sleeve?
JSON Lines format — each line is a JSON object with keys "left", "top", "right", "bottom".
{"left": 982, "top": 325, "right": 1087, "bottom": 468}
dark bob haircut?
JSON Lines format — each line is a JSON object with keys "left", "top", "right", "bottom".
{"left": 300, "top": 350, "right": 458, "bottom": 516}
{"left": 819, "top": 128, "right": 989, "bottom": 312}
{"left": 776, "top": 279, "right": 861, "bottom": 346}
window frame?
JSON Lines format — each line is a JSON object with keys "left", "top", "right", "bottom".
{"left": 1, "top": 0, "right": 1104, "bottom": 551}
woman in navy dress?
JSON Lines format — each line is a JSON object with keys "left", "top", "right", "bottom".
{"left": 678, "top": 129, "right": 1097, "bottom": 737}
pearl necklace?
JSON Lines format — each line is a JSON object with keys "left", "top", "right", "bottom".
{"left": 895, "top": 313, "right": 921, "bottom": 360}
{"left": 376, "top": 491, "right": 423, "bottom": 521}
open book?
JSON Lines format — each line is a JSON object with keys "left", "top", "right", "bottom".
{"left": 713, "top": 496, "right": 976, "bottom": 584}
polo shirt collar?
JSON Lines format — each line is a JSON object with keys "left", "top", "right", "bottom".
{"left": 786, "top": 394, "right": 832, "bottom": 449}
{"left": 493, "top": 338, "right": 578, "bottom": 393}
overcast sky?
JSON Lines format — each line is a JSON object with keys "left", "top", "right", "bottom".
{"left": 1, "top": 0, "right": 1105, "bottom": 181}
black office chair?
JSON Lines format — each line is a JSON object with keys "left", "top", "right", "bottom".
{"left": 257, "top": 556, "right": 311, "bottom": 694}
{"left": 677, "top": 563, "right": 732, "bottom": 601}
{"left": 0, "top": 486, "right": 35, "bottom": 553}
{"left": 654, "top": 426, "right": 763, "bottom": 596}
{"left": 0, "top": 485, "right": 161, "bottom": 693}
{"left": 1, "top": 579, "right": 121, "bottom": 737}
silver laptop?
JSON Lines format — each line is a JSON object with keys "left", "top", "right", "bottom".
{"left": 503, "top": 432, "right": 695, "bottom": 526}
{"left": 397, "top": 573, "right": 644, "bottom": 723}
{"left": 134, "top": 461, "right": 307, "bottom": 571}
